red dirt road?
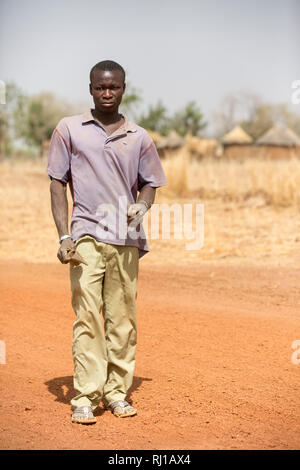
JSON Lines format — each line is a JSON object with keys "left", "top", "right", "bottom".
{"left": 0, "top": 260, "right": 300, "bottom": 450}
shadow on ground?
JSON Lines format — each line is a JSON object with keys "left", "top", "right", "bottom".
{"left": 44, "top": 375, "right": 153, "bottom": 415}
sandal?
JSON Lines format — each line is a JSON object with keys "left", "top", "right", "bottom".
{"left": 71, "top": 406, "right": 97, "bottom": 424}
{"left": 107, "top": 400, "right": 137, "bottom": 418}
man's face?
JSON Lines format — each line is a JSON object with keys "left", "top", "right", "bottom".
{"left": 89, "top": 69, "right": 125, "bottom": 114}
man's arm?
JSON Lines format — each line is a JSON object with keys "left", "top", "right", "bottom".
{"left": 137, "top": 185, "right": 156, "bottom": 207}
{"left": 50, "top": 179, "right": 69, "bottom": 238}
{"left": 50, "top": 178, "right": 75, "bottom": 263}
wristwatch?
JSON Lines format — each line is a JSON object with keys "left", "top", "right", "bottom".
{"left": 59, "top": 234, "right": 72, "bottom": 244}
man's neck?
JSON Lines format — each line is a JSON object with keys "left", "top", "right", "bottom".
{"left": 92, "top": 108, "right": 123, "bottom": 126}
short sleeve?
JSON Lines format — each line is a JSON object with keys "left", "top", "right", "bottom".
{"left": 46, "top": 118, "right": 71, "bottom": 184}
{"left": 138, "top": 132, "right": 167, "bottom": 192}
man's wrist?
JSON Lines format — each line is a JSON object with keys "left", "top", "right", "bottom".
{"left": 59, "top": 234, "right": 72, "bottom": 244}
{"left": 138, "top": 199, "right": 152, "bottom": 210}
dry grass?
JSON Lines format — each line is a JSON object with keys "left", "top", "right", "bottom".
{"left": 161, "top": 150, "right": 300, "bottom": 208}
{"left": 160, "top": 148, "right": 190, "bottom": 197}
{"left": 1, "top": 155, "right": 300, "bottom": 266}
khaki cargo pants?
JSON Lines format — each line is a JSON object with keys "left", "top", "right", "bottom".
{"left": 69, "top": 235, "right": 139, "bottom": 410}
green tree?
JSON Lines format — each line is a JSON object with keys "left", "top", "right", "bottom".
{"left": 138, "top": 101, "right": 169, "bottom": 135}
{"left": 0, "top": 81, "right": 25, "bottom": 156}
{"left": 0, "top": 106, "right": 7, "bottom": 156}
{"left": 170, "top": 101, "right": 207, "bottom": 137}
{"left": 15, "top": 92, "right": 74, "bottom": 156}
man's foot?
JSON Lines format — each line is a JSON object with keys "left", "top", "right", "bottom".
{"left": 71, "top": 406, "right": 97, "bottom": 424}
{"left": 107, "top": 400, "right": 137, "bottom": 418}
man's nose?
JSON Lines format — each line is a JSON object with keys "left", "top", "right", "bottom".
{"left": 103, "top": 89, "right": 112, "bottom": 98}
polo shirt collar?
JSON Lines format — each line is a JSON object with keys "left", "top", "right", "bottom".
{"left": 82, "top": 109, "right": 137, "bottom": 133}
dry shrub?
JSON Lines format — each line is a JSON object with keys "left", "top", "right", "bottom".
{"left": 185, "top": 134, "right": 219, "bottom": 158}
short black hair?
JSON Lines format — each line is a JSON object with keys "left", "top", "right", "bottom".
{"left": 90, "top": 60, "right": 125, "bottom": 83}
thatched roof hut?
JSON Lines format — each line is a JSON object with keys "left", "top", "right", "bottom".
{"left": 157, "top": 130, "right": 185, "bottom": 149}
{"left": 256, "top": 125, "right": 300, "bottom": 147}
{"left": 221, "top": 125, "right": 253, "bottom": 159}
{"left": 221, "top": 125, "right": 253, "bottom": 145}
{"left": 256, "top": 124, "right": 300, "bottom": 159}
{"left": 156, "top": 130, "right": 185, "bottom": 157}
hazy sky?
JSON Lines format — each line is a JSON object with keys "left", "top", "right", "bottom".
{"left": 1, "top": 0, "right": 299, "bottom": 133}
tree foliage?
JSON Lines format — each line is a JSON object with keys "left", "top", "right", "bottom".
{"left": 169, "top": 101, "right": 207, "bottom": 137}
{"left": 15, "top": 92, "right": 74, "bottom": 156}
{"left": 0, "top": 82, "right": 25, "bottom": 156}
{"left": 138, "top": 100, "right": 206, "bottom": 137}
{"left": 138, "top": 101, "right": 169, "bottom": 135}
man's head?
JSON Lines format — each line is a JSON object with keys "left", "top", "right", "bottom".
{"left": 89, "top": 60, "right": 126, "bottom": 114}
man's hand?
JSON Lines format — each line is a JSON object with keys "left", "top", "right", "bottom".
{"left": 127, "top": 201, "right": 149, "bottom": 228}
{"left": 57, "top": 238, "right": 76, "bottom": 264}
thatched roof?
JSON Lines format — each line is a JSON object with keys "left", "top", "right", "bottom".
{"left": 156, "top": 130, "right": 185, "bottom": 149}
{"left": 256, "top": 125, "right": 300, "bottom": 147}
{"left": 221, "top": 125, "right": 253, "bottom": 145}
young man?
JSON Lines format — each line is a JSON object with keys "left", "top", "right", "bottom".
{"left": 47, "top": 60, "right": 167, "bottom": 424}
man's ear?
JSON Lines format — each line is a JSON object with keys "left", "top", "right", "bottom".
{"left": 123, "top": 82, "right": 126, "bottom": 94}
{"left": 89, "top": 83, "right": 92, "bottom": 95}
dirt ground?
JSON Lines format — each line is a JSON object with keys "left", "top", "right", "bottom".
{"left": 1, "top": 259, "right": 300, "bottom": 450}
{"left": 1, "top": 158, "right": 300, "bottom": 449}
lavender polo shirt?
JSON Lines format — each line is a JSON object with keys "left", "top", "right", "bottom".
{"left": 46, "top": 109, "right": 167, "bottom": 258}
